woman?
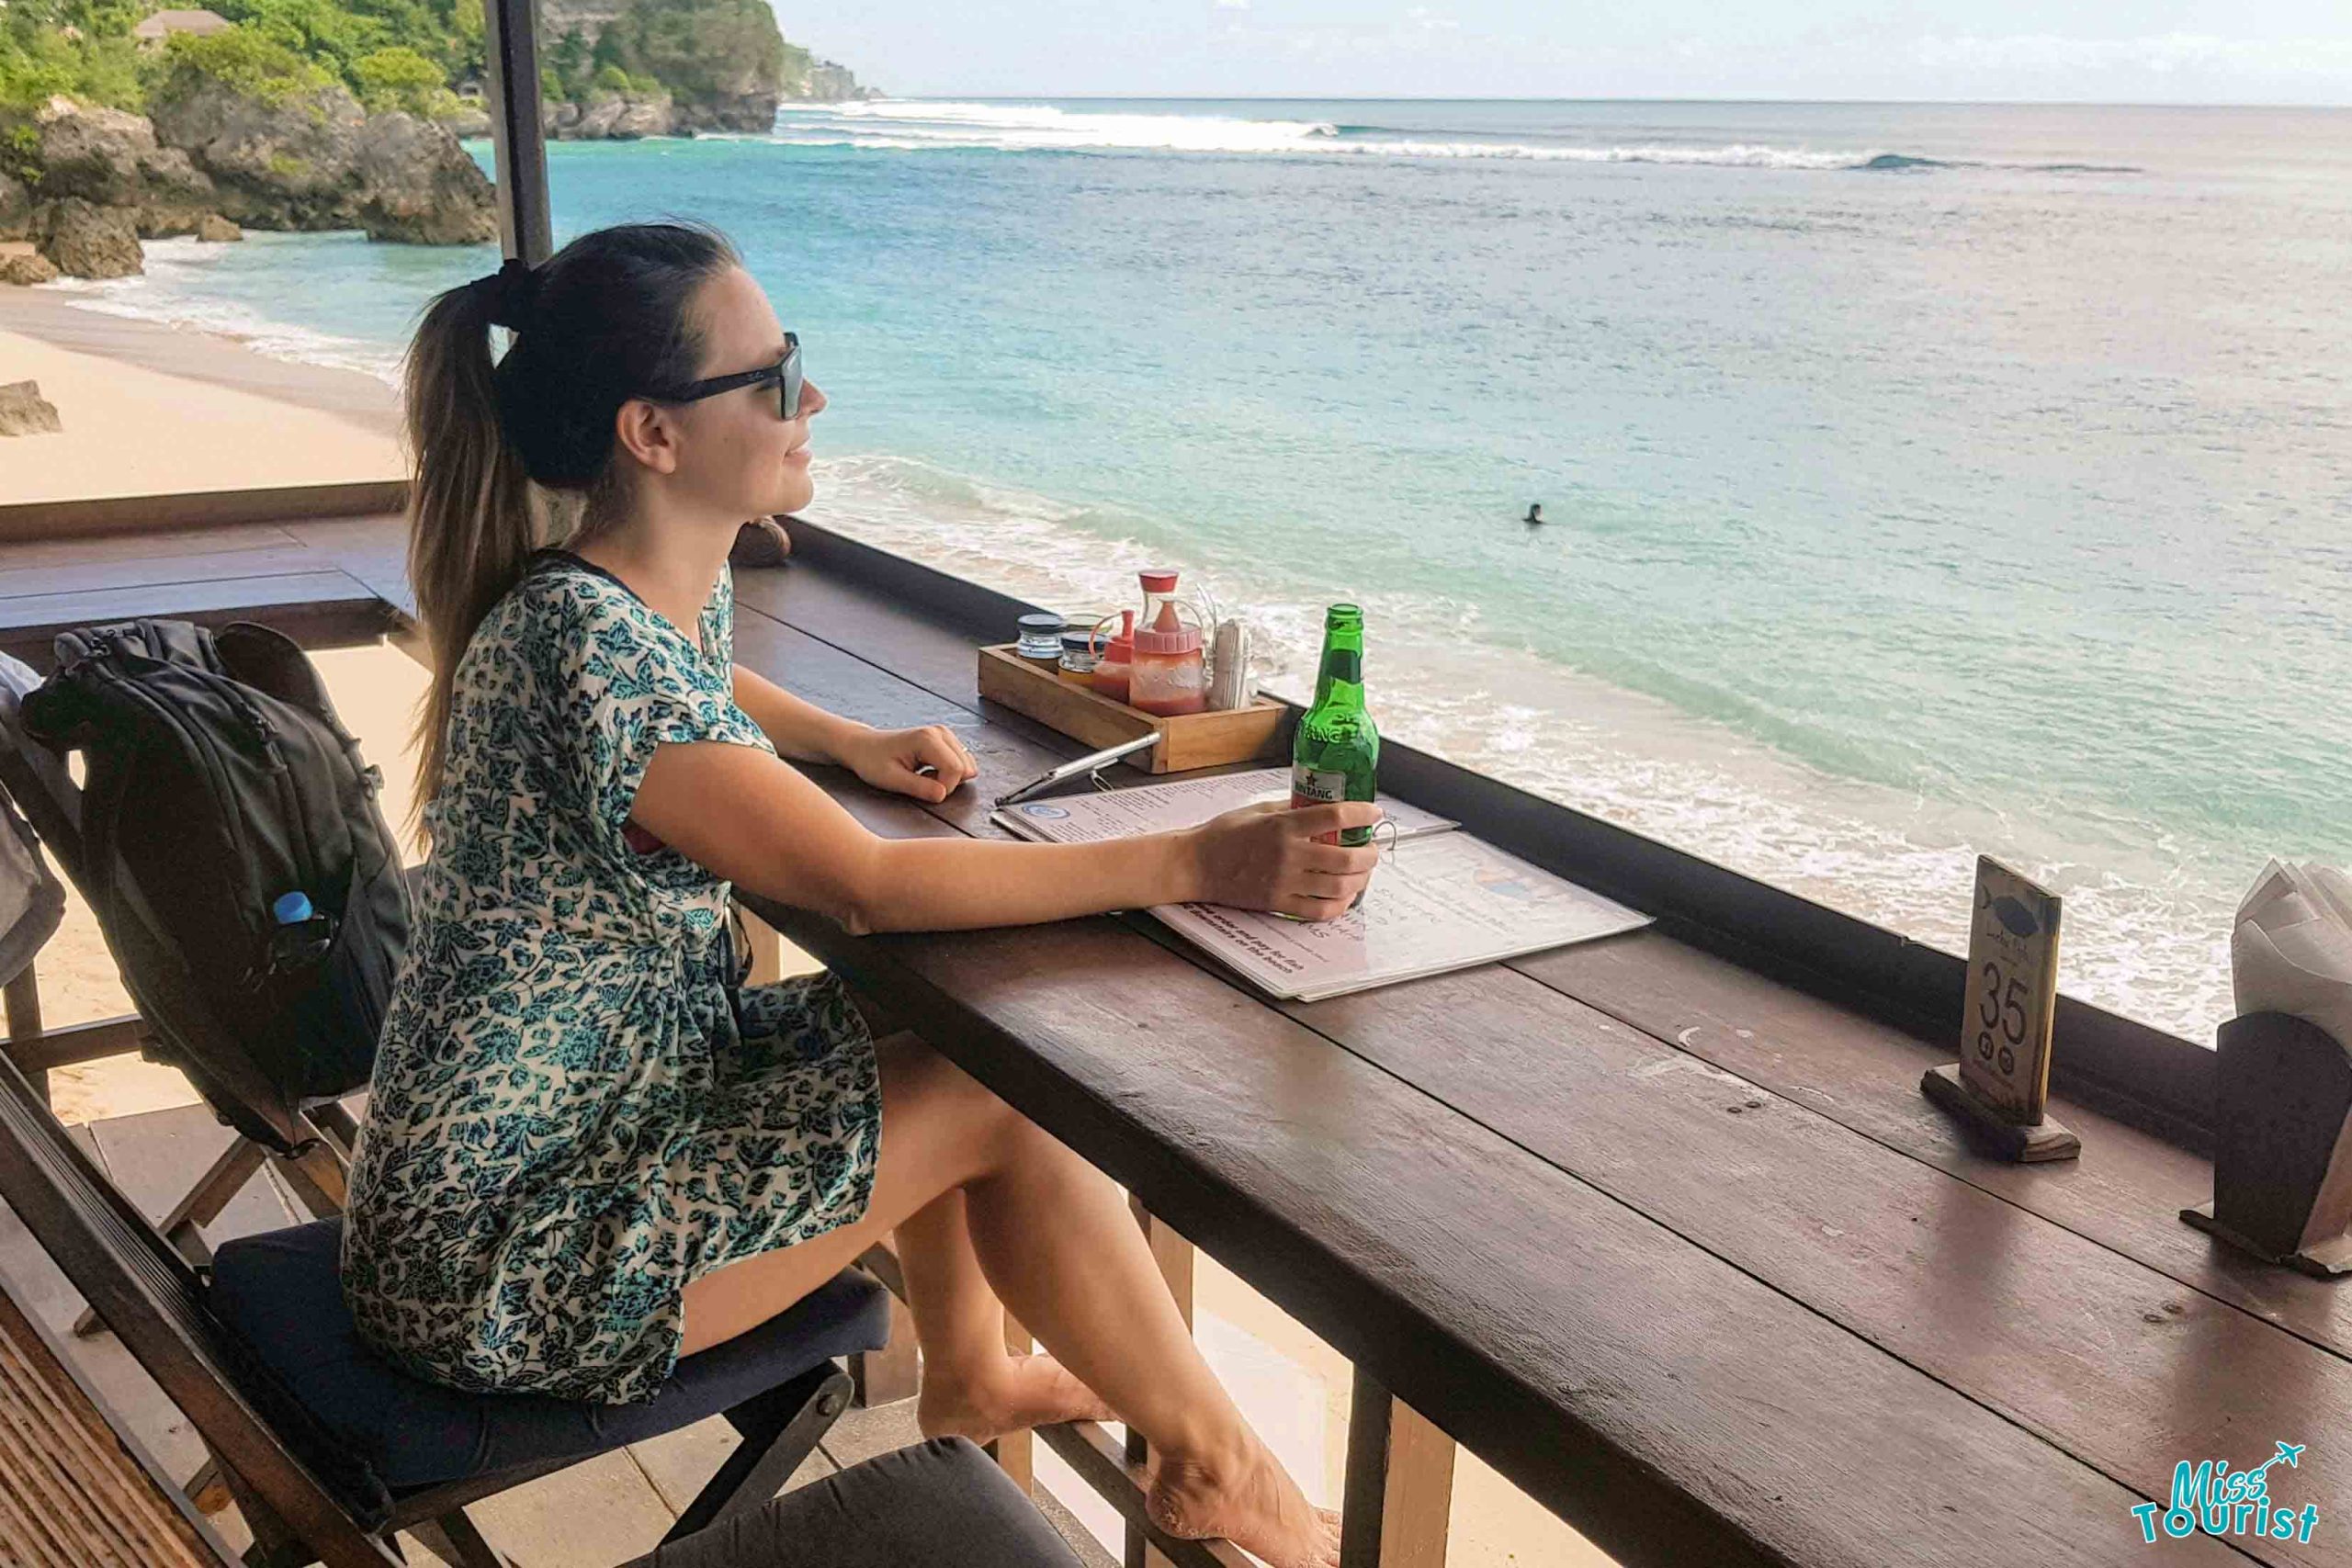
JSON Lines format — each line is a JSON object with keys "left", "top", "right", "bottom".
{"left": 342, "top": 222, "right": 1376, "bottom": 1568}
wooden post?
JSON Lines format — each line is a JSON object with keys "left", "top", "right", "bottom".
{"left": 269, "top": 1142, "right": 348, "bottom": 1218}
{"left": 989, "top": 1309, "right": 1035, "bottom": 1494}
{"left": 1340, "top": 1372, "right": 1454, "bottom": 1568}
{"left": 5, "top": 962, "right": 48, "bottom": 1108}
{"left": 849, "top": 1292, "right": 921, "bottom": 1408}
{"left": 847, "top": 1235, "right": 920, "bottom": 1409}
{"left": 1126, "top": 1199, "right": 1195, "bottom": 1568}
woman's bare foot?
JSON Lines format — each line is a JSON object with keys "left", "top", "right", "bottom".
{"left": 917, "top": 1353, "right": 1117, "bottom": 1446}
{"left": 1147, "top": 1436, "right": 1340, "bottom": 1568}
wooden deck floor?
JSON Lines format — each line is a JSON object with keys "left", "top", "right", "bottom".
{"left": 0, "top": 1100, "right": 1115, "bottom": 1567}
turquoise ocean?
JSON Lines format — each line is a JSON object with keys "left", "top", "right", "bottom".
{"left": 48, "top": 98, "right": 2352, "bottom": 1040}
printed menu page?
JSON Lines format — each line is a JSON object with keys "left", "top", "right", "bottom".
{"left": 996, "top": 767, "right": 1455, "bottom": 842}
{"left": 993, "top": 771, "right": 1649, "bottom": 1001}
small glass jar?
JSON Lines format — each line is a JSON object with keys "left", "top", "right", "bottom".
{"left": 1057, "top": 630, "right": 1100, "bottom": 683}
{"left": 1016, "top": 612, "right": 1064, "bottom": 662}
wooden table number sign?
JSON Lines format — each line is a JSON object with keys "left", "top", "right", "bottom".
{"left": 1920, "top": 856, "right": 2081, "bottom": 1162}
{"left": 2180, "top": 1010, "right": 2352, "bottom": 1277}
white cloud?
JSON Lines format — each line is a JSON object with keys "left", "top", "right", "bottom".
{"left": 1212, "top": 0, "right": 1250, "bottom": 9}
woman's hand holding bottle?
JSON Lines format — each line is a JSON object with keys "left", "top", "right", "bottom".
{"left": 1182, "top": 801, "right": 1384, "bottom": 920}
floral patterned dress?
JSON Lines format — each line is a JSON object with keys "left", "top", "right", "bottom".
{"left": 342, "top": 551, "right": 881, "bottom": 1404}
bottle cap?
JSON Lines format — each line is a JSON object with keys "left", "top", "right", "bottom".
{"left": 273, "top": 891, "right": 313, "bottom": 924}
{"left": 1018, "top": 613, "right": 1064, "bottom": 632}
{"left": 1138, "top": 570, "right": 1179, "bottom": 594}
{"left": 1132, "top": 625, "right": 1202, "bottom": 655}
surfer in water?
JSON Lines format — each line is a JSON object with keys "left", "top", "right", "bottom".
{"left": 1522, "top": 502, "right": 1544, "bottom": 525}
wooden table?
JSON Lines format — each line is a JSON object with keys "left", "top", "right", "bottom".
{"left": 727, "top": 531, "right": 2348, "bottom": 1568}
{"left": 1, "top": 499, "right": 2344, "bottom": 1568}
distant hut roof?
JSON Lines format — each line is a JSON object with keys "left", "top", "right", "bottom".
{"left": 131, "top": 9, "right": 234, "bottom": 40}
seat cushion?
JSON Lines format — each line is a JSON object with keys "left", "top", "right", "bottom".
{"left": 621, "top": 1438, "right": 1085, "bottom": 1568}
{"left": 209, "top": 1217, "right": 888, "bottom": 1492}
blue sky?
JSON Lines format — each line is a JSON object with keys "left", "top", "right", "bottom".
{"left": 778, "top": 3, "right": 2352, "bottom": 103}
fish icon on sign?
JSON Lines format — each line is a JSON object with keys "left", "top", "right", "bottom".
{"left": 1991, "top": 896, "right": 2041, "bottom": 939}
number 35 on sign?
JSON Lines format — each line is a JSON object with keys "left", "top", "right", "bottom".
{"left": 1919, "top": 856, "right": 2081, "bottom": 1162}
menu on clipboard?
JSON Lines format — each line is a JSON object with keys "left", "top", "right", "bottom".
{"left": 991, "top": 768, "right": 1651, "bottom": 1002}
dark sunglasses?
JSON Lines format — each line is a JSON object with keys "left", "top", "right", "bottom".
{"left": 655, "top": 332, "right": 803, "bottom": 420}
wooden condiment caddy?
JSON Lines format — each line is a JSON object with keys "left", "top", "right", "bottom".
{"left": 977, "top": 645, "right": 1286, "bottom": 774}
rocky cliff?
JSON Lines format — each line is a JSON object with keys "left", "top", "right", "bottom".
{"left": 798, "top": 60, "right": 870, "bottom": 103}
{"left": 149, "top": 76, "right": 495, "bottom": 243}
{"left": 3, "top": 85, "right": 492, "bottom": 280}
{"left": 145, "top": 77, "right": 494, "bottom": 244}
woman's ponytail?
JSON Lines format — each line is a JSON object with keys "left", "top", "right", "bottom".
{"left": 403, "top": 271, "right": 541, "bottom": 818}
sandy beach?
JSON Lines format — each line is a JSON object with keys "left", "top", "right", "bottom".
{"left": 0, "top": 285, "right": 404, "bottom": 504}
{"left": 1, "top": 284, "right": 414, "bottom": 1118}
{"left": 0, "top": 282, "right": 1609, "bottom": 1567}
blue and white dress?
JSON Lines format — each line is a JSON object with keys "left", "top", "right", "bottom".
{"left": 343, "top": 551, "right": 881, "bottom": 1404}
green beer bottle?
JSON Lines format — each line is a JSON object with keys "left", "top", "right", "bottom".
{"left": 1290, "top": 604, "right": 1378, "bottom": 847}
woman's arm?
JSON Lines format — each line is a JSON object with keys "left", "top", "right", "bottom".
{"left": 732, "top": 663, "right": 979, "bottom": 805}
{"left": 631, "top": 739, "right": 1381, "bottom": 931}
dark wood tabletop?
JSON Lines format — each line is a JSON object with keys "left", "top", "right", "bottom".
{"left": 723, "top": 538, "right": 2347, "bottom": 1568}
{"left": 0, "top": 505, "right": 2341, "bottom": 1568}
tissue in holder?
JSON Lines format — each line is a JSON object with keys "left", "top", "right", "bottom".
{"left": 2180, "top": 859, "right": 2352, "bottom": 1276}
{"left": 2230, "top": 859, "right": 2352, "bottom": 1050}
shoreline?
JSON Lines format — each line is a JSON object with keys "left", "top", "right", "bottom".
{"left": 0, "top": 285, "right": 402, "bottom": 439}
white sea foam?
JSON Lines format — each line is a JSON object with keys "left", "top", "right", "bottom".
{"left": 773, "top": 102, "right": 1881, "bottom": 169}
{"left": 41, "top": 237, "right": 405, "bottom": 385}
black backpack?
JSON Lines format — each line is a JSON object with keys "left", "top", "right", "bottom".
{"left": 21, "top": 619, "right": 410, "bottom": 1152}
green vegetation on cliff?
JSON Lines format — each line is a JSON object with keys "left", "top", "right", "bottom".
{"left": 208, "top": 0, "right": 481, "bottom": 98}
{"left": 0, "top": 0, "right": 476, "bottom": 114}
{"left": 153, "top": 28, "right": 331, "bottom": 106}
{"left": 1, "top": 0, "right": 151, "bottom": 110}
{"left": 5, "top": 0, "right": 855, "bottom": 124}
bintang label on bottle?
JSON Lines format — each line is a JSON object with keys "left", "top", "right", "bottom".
{"left": 1291, "top": 604, "right": 1378, "bottom": 847}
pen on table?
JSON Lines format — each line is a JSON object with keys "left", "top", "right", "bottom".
{"left": 993, "top": 732, "right": 1159, "bottom": 807}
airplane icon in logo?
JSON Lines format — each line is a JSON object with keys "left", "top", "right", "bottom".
{"left": 2247, "top": 1440, "right": 2307, "bottom": 1481}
